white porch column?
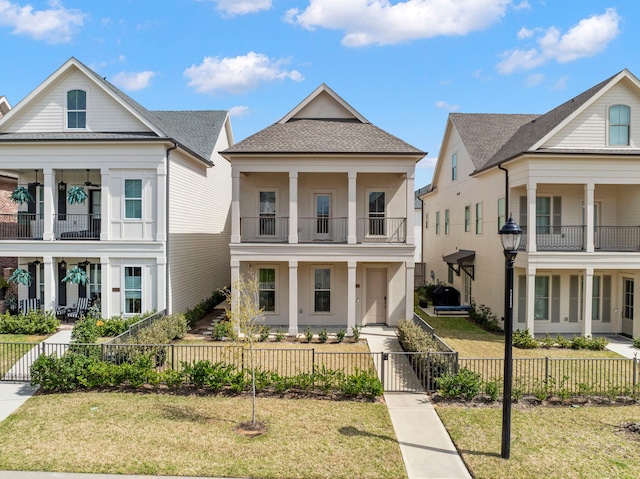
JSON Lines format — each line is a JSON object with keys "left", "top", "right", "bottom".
{"left": 42, "top": 168, "right": 54, "bottom": 241}
{"left": 100, "top": 257, "right": 110, "bottom": 318}
{"left": 405, "top": 172, "right": 415, "bottom": 245}
{"left": 157, "top": 257, "right": 167, "bottom": 314}
{"left": 405, "top": 261, "right": 415, "bottom": 322}
{"left": 527, "top": 183, "right": 537, "bottom": 253}
{"left": 526, "top": 266, "right": 536, "bottom": 334}
{"left": 230, "top": 260, "right": 240, "bottom": 312}
{"left": 231, "top": 169, "right": 241, "bottom": 243}
{"left": 585, "top": 183, "right": 595, "bottom": 253}
{"left": 347, "top": 261, "right": 356, "bottom": 335}
{"left": 156, "top": 164, "right": 167, "bottom": 242}
{"left": 634, "top": 275, "right": 640, "bottom": 339}
{"left": 348, "top": 172, "right": 357, "bottom": 244}
{"left": 288, "top": 261, "right": 298, "bottom": 335}
{"left": 582, "top": 267, "right": 594, "bottom": 337}
{"left": 289, "top": 172, "right": 298, "bottom": 244}
{"left": 43, "top": 256, "right": 55, "bottom": 311}
{"left": 100, "top": 168, "right": 110, "bottom": 241}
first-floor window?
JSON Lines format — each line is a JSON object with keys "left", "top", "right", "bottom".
{"left": 124, "top": 266, "right": 142, "bottom": 314}
{"left": 464, "top": 273, "right": 472, "bottom": 305}
{"left": 534, "top": 276, "right": 549, "bottom": 320}
{"left": 314, "top": 268, "right": 331, "bottom": 313}
{"left": 624, "top": 278, "right": 634, "bottom": 320}
{"left": 259, "top": 268, "right": 276, "bottom": 312}
{"left": 447, "top": 267, "right": 454, "bottom": 284}
{"left": 89, "top": 264, "right": 102, "bottom": 303}
{"left": 39, "top": 263, "right": 45, "bottom": 305}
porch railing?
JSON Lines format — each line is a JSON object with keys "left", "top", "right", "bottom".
{"left": 240, "top": 217, "right": 289, "bottom": 242}
{"left": 595, "top": 226, "right": 640, "bottom": 251}
{"left": 517, "top": 225, "right": 640, "bottom": 252}
{"left": 298, "top": 217, "right": 347, "bottom": 243}
{"left": 53, "top": 213, "right": 101, "bottom": 240}
{"left": 357, "top": 217, "right": 406, "bottom": 243}
{"left": 0, "top": 213, "right": 43, "bottom": 240}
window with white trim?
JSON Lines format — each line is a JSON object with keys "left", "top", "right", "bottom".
{"left": 435, "top": 211, "right": 440, "bottom": 235}
{"left": 464, "top": 205, "right": 471, "bottom": 232}
{"left": 497, "top": 198, "right": 506, "bottom": 230}
{"left": 368, "top": 191, "right": 386, "bottom": 236}
{"left": 259, "top": 191, "right": 277, "bottom": 236}
{"left": 67, "top": 89, "right": 87, "bottom": 129}
{"left": 124, "top": 179, "right": 142, "bottom": 219}
{"left": 444, "top": 209, "right": 450, "bottom": 235}
{"left": 475, "top": 203, "right": 482, "bottom": 234}
{"left": 89, "top": 264, "right": 101, "bottom": 302}
{"left": 609, "top": 104, "right": 630, "bottom": 146}
{"left": 259, "top": 268, "right": 276, "bottom": 312}
{"left": 451, "top": 153, "right": 457, "bottom": 181}
{"left": 534, "top": 276, "right": 549, "bottom": 321}
{"left": 313, "top": 267, "right": 331, "bottom": 313}
{"left": 124, "top": 266, "right": 142, "bottom": 314}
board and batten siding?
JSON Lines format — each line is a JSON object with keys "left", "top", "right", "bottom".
{"left": 168, "top": 145, "right": 231, "bottom": 313}
{"left": 542, "top": 82, "right": 640, "bottom": 149}
{"left": 3, "top": 69, "right": 150, "bottom": 133}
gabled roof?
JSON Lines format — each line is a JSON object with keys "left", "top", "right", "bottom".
{"left": 223, "top": 84, "right": 425, "bottom": 157}
{"left": 0, "top": 57, "right": 228, "bottom": 165}
{"left": 472, "top": 70, "right": 629, "bottom": 173}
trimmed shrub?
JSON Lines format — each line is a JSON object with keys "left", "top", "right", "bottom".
{"left": 0, "top": 310, "right": 59, "bottom": 335}
{"left": 396, "top": 319, "right": 440, "bottom": 353}
{"left": 633, "top": 337, "right": 640, "bottom": 349}
{"left": 469, "top": 301, "right": 502, "bottom": 333}
{"left": 184, "top": 289, "right": 228, "bottom": 328}
{"left": 512, "top": 329, "right": 538, "bottom": 349}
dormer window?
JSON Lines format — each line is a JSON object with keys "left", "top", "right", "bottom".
{"left": 67, "top": 89, "right": 86, "bottom": 129}
{"left": 609, "top": 104, "right": 630, "bottom": 146}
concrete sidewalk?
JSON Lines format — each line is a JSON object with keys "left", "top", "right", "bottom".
{"left": 362, "top": 326, "right": 472, "bottom": 479}
{"left": 604, "top": 334, "right": 639, "bottom": 359}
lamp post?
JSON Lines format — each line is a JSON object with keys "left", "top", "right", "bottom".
{"left": 499, "top": 217, "right": 522, "bottom": 460}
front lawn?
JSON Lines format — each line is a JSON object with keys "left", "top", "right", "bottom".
{"left": 0, "top": 393, "right": 406, "bottom": 479}
{"left": 436, "top": 404, "right": 640, "bottom": 479}
{"left": 416, "top": 309, "right": 622, "bottom": 359}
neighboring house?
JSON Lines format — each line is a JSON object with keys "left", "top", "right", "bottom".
{"left": 0, "top": 96, "right": 10, "bottom": 118}
{"left": 414, "top": 185, "right": 429, "bottom": 286}
{"left": 0, "top": 97, "right": 18, "bottom": 277}
{"left": 422, "top": 69, "right": 640, "bottom": 339}
{"left": 0, "top": 57, "right": 233, "bottom": 317}
{"left": 222, "top": 84, "right": 425, "bottom": 334}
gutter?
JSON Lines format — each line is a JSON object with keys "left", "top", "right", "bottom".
{"left": 165, "top": 142, "right": 178, "bottom": 314}
{"left": 498, "top": 164, "right": 509, "bottom": 217}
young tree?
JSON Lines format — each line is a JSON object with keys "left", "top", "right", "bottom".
{"left": 224, "top": 272, "right": 265, "bottom": 426}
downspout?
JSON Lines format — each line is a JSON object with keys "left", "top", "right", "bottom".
{"left": 165, "top": 142, "right": 178, "bottom": 315}
{"left": 498, "top": 164, "right": 509, "bottom": 217}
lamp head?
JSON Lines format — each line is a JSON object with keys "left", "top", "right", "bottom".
{"left": 499, "top": 217, "right": 522, "bottom": 254}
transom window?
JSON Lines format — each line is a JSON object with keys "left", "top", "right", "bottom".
{"left": 259, "top": 268, "right": 276, "bottom": 312}
{"left": 124, "top": 179, "right": 142, "bottom": 219}
{"left": 609, "top": 104, "right": 630, "bottom": 146}
{"left": 314, "top": 268, "right": 331, "bottom": 313}
{"left": 67, "top": 89, "right": 87, "bottom": 129}
{"left": 124, "top": 266, "right": 142, "bottom": 314}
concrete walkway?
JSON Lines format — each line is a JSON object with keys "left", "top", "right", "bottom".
{"left": 604, "top": 334, "right": 639, "bottom": 359}
{"left": 362, "top": 326, "right": 472, "bottom": 479}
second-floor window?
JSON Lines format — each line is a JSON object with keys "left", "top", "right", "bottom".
{"left": 67, "top": 89, "right": 86, "bottom": 129}
{"left": 368, "top": 191, "right": 386, "bottom": 236}
{"left": 464, "top": 205, "right": 471, "bottom": 232}
{"left": 435, "top": 211, "right": 440, "bottom": 235}
{"left": 497, "top": 198, "right": 506, "bottom": 230}
{"left": 444, "top": 209, "right": 450, "bottom": 235}
{"left": 124, "top": 179, "right": 142, "bottom": 219}
{"left": 609, "top": 104, "right": 630, "bottom": 146}
{"left": 475, "top": 203, "right": 482, "bottom": 234}
{"left": 259, "top": 191, "right": 276, "bottom": 236}
{"left": 451, "top": 153, "right": 457, "bottom": 181}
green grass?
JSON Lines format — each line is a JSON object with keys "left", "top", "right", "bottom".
{"left": 436, "top": 404, "right": 640, "bottom": 479}
{"left": 0, "top": 334, "right": 46, "bottom": 377}
{"left": 0, "top": 393, "right": 407, "bottom": 479}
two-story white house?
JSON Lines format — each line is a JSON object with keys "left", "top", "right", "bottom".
{"left": 422, "top": 69, "right": 640, "bottom": 339}
{"left": 0, "top": 58, "right": 233, "bottom": 317}
{"left": 222, "top": 84, "right": 425, "bottom": 334}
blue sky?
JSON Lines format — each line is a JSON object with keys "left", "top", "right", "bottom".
{"left": 0, "top": 1, "right": 635, "bottom": 188}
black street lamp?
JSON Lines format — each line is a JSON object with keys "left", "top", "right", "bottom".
{"left": 499, "top": 217, "right": 522, "bottom": 460}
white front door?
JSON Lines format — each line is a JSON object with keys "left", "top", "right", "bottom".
{"left": 366, "top": 268, "right": 387, "bottom": 324}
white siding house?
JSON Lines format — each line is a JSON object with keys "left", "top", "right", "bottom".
{"left": 0, "top": 58, "right": 232, "bottom": 317}
{"left": 422, "top": 69, "right": 640, "bottom": 340}
{"left": 222, "top": 85, "right": 425, "bottom": 334}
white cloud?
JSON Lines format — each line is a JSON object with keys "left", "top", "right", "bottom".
{"left": 517, "top": 26, "right": 534, "bottom": 39}
{"left": 524, "top": 72, "right": 544, "bottom": 87}
{"left": 416, "top": 156, "right": 438, "bottom": 169}
{"left": 198, "top": 0, "right": 271, "bottom": 16}
{"left": 184, "top": 52, "right": 303, "bottom": 95}
{"left": 111, "top": 71, "right": 157, "bottom": 91}
{"left": 0, "top": 0, "right": 84, "bottom": 43}
{"left": 497, "top": 8, "right": 621, "bottom": 74}
{"left": 229, "top": 105, "right": 250, "bottom": 116}
{"left": 285, "top": 0, "right": 511, "bottom": 47}
{"left": 553, "top": 75, "right": 569, "bottom": 90}
{"left": 435, "top": 100, "right": 459, "bottom": 112}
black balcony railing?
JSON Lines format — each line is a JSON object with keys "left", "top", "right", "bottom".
{"left": 518, "top": 225, "right": 640, "bottom": 252}
{"left": 54, "top": 214, "right": 101, "bottom": 240}
{"left": 0, "top": 213, "right": 43, "bottom": 240}
{"left": 595, "top": 226, "right": 640, "bottom": 251}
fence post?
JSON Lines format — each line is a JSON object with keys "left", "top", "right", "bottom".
{"left": 545, "top": 356, "right": 549, "bottom": 385}
{"left": 312, "top": 349, "right": 315, "bottom": 375}
{"left": 634, "top": 356, "right": 638, "bottom": 393}
{"left": 171, "top": 344, "right": 175, "bottom": 370}
{"left": 454, "top": 351, "right": 459, "bottom": 374}
{"left": 380, "top": 353, "right": 386, "bottom": 390}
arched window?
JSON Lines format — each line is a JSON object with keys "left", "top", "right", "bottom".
{"left": 67, "top": 89, "right": 86, "bottom": 129}
{"left": 609, "top": 104, "right": 630, "bottom": 146}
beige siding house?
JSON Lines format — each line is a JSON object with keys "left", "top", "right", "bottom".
{"left": 222, "top": 84, "right": 425, "bottom": 334}
{"left": 0, "top": 58, "right": 232, "bottom": 317}
{"left": 422, "top": 69, "right": 640, "bottom": 340}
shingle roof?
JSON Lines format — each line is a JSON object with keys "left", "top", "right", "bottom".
{"left": 223, "top": 119, "right": 425, "bottom": 155}
{"left": 474, "top": 72, "right": 618, "bottom": 172}
{"left": 450, "top": 113, "right": 539, "bottom": 169}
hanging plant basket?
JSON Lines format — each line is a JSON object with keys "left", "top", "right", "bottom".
{"left": 62, "top": 266, "right": 90, "bottom": 285}
{"left": 10, "top": 186, "right": 34, "bottom": 205}
{"left": 8, "top": 268, "right": 33, "bottom": 287}
{"left": 67, "top": 186, "right": 88, "bottom": 205}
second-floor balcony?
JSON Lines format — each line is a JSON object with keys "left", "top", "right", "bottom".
{"left": 518, "top": 225, "right": 640, "bottom": 252}
{"left": 239, "top": 216, "right": 407, "bottom": 244}
{"left": 0, "top": 213, "right": 101, "bottom": 240}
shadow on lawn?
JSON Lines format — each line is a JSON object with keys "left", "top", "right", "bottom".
{"left": 339, "top": 425, "right": 396, "bottom": 442}
{"left": 159, "top": 404, "right": 233, "bottom": 424}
